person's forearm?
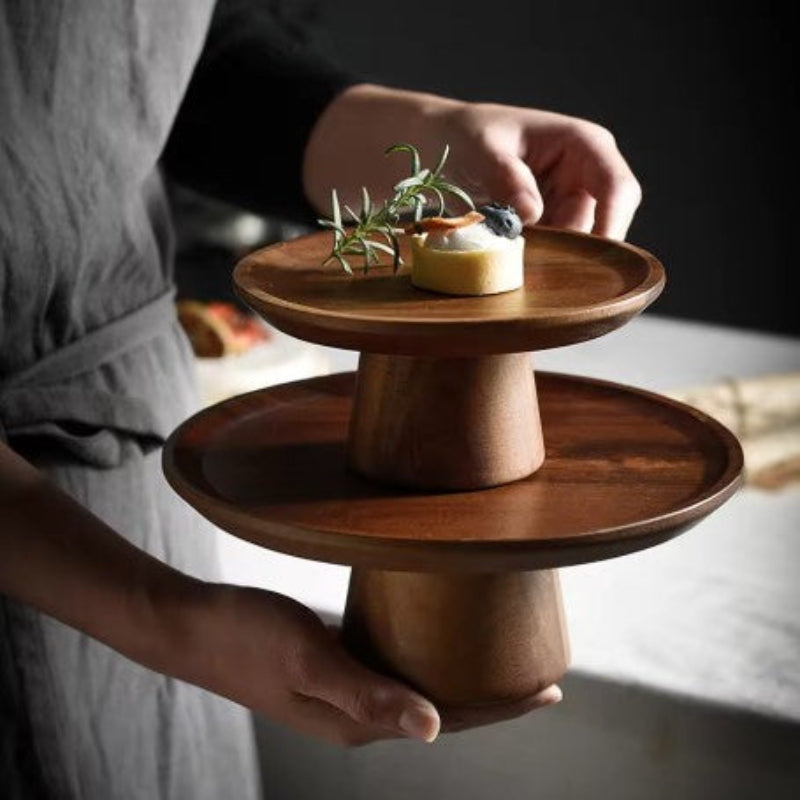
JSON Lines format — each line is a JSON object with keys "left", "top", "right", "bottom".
{"left": 0, "top": 442, "right": 449, "bottom": 745}
{"left": 0, "top": 442, "right": 197, "bottom": 673}
{"left": 162, "top": 0, "right": 359, "bottom": 223}
{"left": 302, "top": 83, "right": 462, "bottom": 215}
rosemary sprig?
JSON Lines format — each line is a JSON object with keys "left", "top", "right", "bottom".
{"left": 318, "top": 143, "right": 474, "bottom": 275}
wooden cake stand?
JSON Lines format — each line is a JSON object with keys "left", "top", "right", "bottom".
{"left": 163, "top": 227, "right": 743, "bottom": 732}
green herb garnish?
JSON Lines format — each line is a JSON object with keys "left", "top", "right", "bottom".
{"left": 318, "top": 143, "right": 474, "bottom": 275}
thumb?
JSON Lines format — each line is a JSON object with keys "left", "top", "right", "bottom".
{"left": 297, "top": 639, "right": 441, "bottom": 742}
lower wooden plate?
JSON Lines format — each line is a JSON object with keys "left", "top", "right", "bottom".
{"left": 163, "top": 372, "right": 743, "bottom": 572}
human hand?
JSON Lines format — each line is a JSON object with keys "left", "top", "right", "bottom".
{"left": 171, "top": 582, "right": 442, "bottom": 747}
{"left": 433, "top": 102, "right": 642, "bottom": 240}
{"left": 305, "top": 85, "right": 641, "bottom": 241}
{"left": 0, "top": 445, "right": 435, "bottom": 747}
{"left": 0, "top": 445, "right": 559, "bottom": 748}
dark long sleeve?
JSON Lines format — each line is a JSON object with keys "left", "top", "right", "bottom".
{"left": 162, "top": 0, "right": 360, "bottom": 224}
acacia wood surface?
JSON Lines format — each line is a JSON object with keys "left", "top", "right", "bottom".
{"left": 163, "top": 371, "right": 743, "bottom": 572}
{"left": 233, "top": 226, "right": 665, "bottom": 356}
{"left": 342, "top": 568, "right": 570, "bottom": 728}
{"left": 347, "top": 353, "right": 544, "bottom": 490}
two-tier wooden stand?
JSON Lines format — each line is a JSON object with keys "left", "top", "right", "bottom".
{"left": 163, "top": 228, "right": 743, "bottom": 732}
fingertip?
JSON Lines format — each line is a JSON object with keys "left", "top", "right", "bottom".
{"left": 541, "top": 684, "right": 563, "bottom": 706}
{"left": 398, "top": 698, "right": 441, "bottom": 743}
{"left": 592, "top": 218, "right": 629, "bottom": 241}
{"left": 592, "top": 183, "right": 640, "bottom": 241}
{"left": 507, "top": 189, "right": 543, "bottom": 225}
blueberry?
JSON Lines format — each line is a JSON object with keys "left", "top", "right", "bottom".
{"left": 478, "top": 202, "right": 523, "bottom": 239}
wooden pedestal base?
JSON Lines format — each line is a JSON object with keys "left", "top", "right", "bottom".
{"left": 348, "top": 353, "right": 544, "bottom": 490}
{"left": 342, "top": 568, "right": 570, "bottom": 729}
{"left": 347, "top": 354, "right": 561, "bottom": 723}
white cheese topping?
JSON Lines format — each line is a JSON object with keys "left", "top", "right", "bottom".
{"left": 423, "top": 223, "right": 515, "bottom": 252}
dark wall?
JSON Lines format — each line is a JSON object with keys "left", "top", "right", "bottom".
{"left": 309, "top": 1, "right": 797, "bottom": 337}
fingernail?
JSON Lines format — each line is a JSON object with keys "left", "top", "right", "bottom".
{"left": 398, "top": 701, "right": 440, "bottom": 742}
{"left": 542, "top": 685, "right": 563, "bottom": 706}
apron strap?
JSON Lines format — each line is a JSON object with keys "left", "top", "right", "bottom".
{"left": 0, "top": 289, "right": 179, "bottom": 466}
{"left": 4, "top": 289, "right": 177, "bottom": 390}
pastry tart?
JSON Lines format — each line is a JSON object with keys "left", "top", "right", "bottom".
{"left": 408, "top": 205, "right": 525, "bottom": 296}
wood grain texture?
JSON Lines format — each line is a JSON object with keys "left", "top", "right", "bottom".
{"left": 342, "top": 568, "right": 569, "bottom": 728}
{"left": 347, "top": 353, "right": 544, "bottom": 490}
{"left": 233, "top": 226, "right": 665, "bottom": 356}
{"left": 163, "top": 371, "right": 743, "bottom": 572}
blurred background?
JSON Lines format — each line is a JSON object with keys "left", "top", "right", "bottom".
{"left": 169, "top": 0, "right": 798, "bottom": 338}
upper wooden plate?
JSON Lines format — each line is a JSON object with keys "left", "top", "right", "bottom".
{"left": 163, "top": 372, "right": 743, "bottom": 572}
{"left": 233, "top": 227, "right": 665, "bottom": 356}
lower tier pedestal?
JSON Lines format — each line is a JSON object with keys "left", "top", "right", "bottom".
{"left": 343, "top": 568, "right": 570, "bottom": 729}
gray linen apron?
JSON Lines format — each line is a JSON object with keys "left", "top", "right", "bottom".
{"left": 1, "top": 3, "right": 260, "bottom": 797}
